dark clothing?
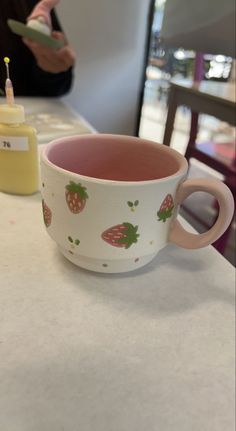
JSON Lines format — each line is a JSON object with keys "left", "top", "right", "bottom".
{"left": 0, "top": 0, "right": 73, "bottom": 97}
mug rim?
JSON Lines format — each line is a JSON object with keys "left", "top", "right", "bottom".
{"left": 41, "top": 134, "right": 188, "bottom": 185}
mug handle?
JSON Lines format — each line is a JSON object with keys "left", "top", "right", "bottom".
{"left": 169, "top": 178, "right": 234, "bottom": 249}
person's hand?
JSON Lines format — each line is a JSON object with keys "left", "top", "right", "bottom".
{"left": 23, "top": 31, "right": 76, "bottom": 73}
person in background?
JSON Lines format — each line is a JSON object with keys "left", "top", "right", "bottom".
{"left": 0, "top": 0, "right": 76, "bottom": 97}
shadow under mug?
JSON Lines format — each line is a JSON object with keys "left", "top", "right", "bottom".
{"left": 40, "top": 134, "right": 234, "bottom": 273}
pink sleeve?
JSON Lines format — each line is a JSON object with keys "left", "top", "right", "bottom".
{"left": 27, "top": 0, "right": 60, "bottom": 27}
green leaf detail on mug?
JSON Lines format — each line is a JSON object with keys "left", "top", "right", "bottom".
{"left": 157, "top": 194, "right": 174, "bottom": 222}
{"left": 42, "top": 200, "right": 52, "bottom": 227}
{"left": 101, "top": 222, "right": 139, "bottom": 249}
{"left": 127, "top": 200, "right": 139, "bottom": 211}
{"left": 65, "top": 181, "right": 88, "bottom": 214}
{"left": 68, "top": 236, "right": 80, "bottom": 246}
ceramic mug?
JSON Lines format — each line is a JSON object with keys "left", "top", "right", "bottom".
{"left": 40, "top": 134, "right": 234, "bottom": 273}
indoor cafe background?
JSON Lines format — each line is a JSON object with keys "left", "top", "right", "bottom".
{"left": 57, "top": 0, "right": 235, "bottom": 266}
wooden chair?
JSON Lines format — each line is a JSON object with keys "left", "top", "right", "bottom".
{"left": 162, "top": 71, "right": 235, "bottom": 256}
{"left": 185, "top": 55, "right": 235, "bottom": 255}
{"left": 185, "top": 138, "right": 235, "bottom": 254}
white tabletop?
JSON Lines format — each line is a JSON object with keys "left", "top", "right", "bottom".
{"left": 15, "top": 97, "right": 95, "bottom": 144}
{"left": 0, "top": 190, "right": 235, "bottom": 431}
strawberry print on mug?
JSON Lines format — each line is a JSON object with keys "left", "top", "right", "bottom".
{"left": 42, "top": 200, "right": 52, "bottom": 227}
{"left": 157, "top": 194, "right": 174, "bottom": 222}
{"left": 102, "top": 223, "right": 139, "bottom": 249}
{"left": 65, "top": 181, "right": 88, "bottom": 214}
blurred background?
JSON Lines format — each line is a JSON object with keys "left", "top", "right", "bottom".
{"left": 57, "top": 0, "right": 235, "bottom": 265}
{"left": 138, "top": 0, "right": 235, "bottom": 266}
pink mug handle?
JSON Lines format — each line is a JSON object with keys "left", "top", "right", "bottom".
{"left": 169, "top": 178, "right": 234, "bottom": 249}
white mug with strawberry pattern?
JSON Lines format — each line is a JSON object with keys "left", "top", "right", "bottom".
{"left": 40, "top": 134, "right": 234, "bottom": 273}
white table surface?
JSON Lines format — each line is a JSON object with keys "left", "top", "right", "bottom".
{"left": 0, "top": 98, "right": 235, "bottom": 430}
{"left": 0, "top": 190, "right": 235, "bottom": 431}
{"left": 15, "top": 97, "right": 95, "bottom": 144}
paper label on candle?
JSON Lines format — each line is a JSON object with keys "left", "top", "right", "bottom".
{"left": 0, "top": 135, "right": 29, "bottom": 151}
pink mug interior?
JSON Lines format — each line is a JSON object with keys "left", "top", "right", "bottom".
{"left": 45, "top": 134, "right": 187, "bottom": 182}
